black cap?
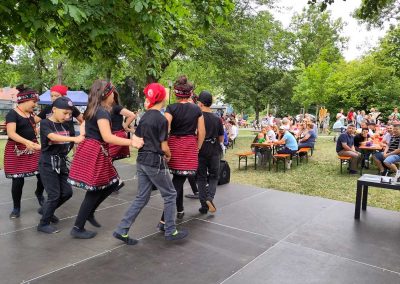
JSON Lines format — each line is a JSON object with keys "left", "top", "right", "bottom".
{"left": 53, "top": 96, "right": 74, "bottom": 110}
{"left": 198, "top": 91, "right": 212, "bottom": 107}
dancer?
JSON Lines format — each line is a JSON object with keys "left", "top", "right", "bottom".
{"left": 108, "top": 92, "right": 136, "bottom": 192}
{"left": 4, "top": 85, "right": 44, "bottom": 218}
{"left": 196, "top": 91, "right": 224, "bottom": 214}
{"left": 35, "top": 85, "right": 84, "bottom": 152}
{"left": 37, "top": 97, "right": 84, "bottom": 233}
{"left": 114, "top": 83, "right": 188, "bottom": 245}
{"left": 68, "top": 80, "right": 143, "bottom": 239}
{"left": 159, "top": 75, "right": 205, "bottom": 227}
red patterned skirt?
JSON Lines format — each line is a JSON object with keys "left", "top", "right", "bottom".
{"left": 168, "top": 135, "right": 198, "bottom": 176}
{"left": 4, "top": 140, "right": 40, "bottom": 178}
{"left": 68, "top": 138, "right": 119, "bottom": 191}
{"left": 109, "top": 130, "right": 130, "bottom": 161}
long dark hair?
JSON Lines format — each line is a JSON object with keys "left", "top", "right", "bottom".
{"left": 84, "top": 79, "right": 108, "bottom": 120}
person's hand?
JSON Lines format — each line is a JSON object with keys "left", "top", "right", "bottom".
{"left": 131, "top": 136, "right": 144, "bottom": 149}
{"left": 383, "top": 153, "right": 389, "bottom": 158}
{"left": 74, "top": 135, "right": 85, "bottom": 144}
{"left": 31, "top": 142, "right": 41, "bottom": 151}
{"left": 164, "top": 155, "right": 171, "bottom": 163}
{"left": 25, "top": 141, "right": 38, "bottom": 151}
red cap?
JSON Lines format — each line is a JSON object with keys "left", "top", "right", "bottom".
{"left": 50, "top": 85, "right": 68, "bottom": 96}
{"left": 143, "top": 83, "right": 166, "bottom": 109}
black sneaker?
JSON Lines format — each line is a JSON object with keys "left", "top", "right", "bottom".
{"left": 349, "top": 170, "right": 358, "bottom": 175}
{"left": 70, "top": 227, "right": 97, "bottom": 239}
{"left": 113, "top": 232, "right": 138, "bottom": 245}
{"left": 9, "top": 208, "right": 20, "bottom": 219}
{"left": 87, "top": 215, "right": 101, "bottom": 228}
{"left": 165, "top": 228, "right": 189, "bottom": 241}
{"left": 176, "top": 211, "right": 185, "bottom": 219}
{"left": 157, "top": 222, "right": 165, "bottom": 232}
{"left": 114, "top": 181, "right": 125, "bottom": 192}
{"left": 37, "top": 224, "right": 60, "bottom": 234}
{"left": 206, "top": 199, "right": 217, "bottom": 213}
{"left": 184, "top": 193, "right": 199, "bottom": 199}
{"left": 198, "top": 207, "right": 208, "bottom": 214}
{"left": 37, "top": 208, "right": 59, "bottom": 224}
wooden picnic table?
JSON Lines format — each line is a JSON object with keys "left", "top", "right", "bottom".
{"left": 251, "top": 142, "right": 277, "bottom": 170}
{"left": 358, "top": 144, "right": 383, "bottom": 175}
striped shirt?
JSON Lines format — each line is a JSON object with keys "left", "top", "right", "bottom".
{"left": 388, "top": 135, "right": 400, "bottom": 153}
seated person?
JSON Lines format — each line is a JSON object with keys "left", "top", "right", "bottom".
{"left": 228, "top": 120, "right": 238, "bottom": 142}
{"left": 336, "top": 124, "right": 361, "bottom": 174}
{"left": 275, "top": 126, "right": 298, "bottom": 169}
{"left": 382, "top": 124, "right": 393, "bottom": 147}
{"left": 298, "top": 123, "right": 316, "bottom": 149}
{"left": 252, "top": 128, "right": 271, "bottom": 166}
{"left": 367, "top": 122, "right": 376, "bottom": 136}
{"left": 372, "top": 124, "right": 400, "bottom": 175}
{"left": 354, "top": 128, "right": 371, "bottom": 168}
{"left": 266, "top": 125, "right": 277, "bottom": 142}
{"left": 295, "top": 123, "right": 307, "bottom": 140}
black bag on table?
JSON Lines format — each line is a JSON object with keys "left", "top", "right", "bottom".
{"left": 218, "top": 160, "right": 230, "bottom": 185}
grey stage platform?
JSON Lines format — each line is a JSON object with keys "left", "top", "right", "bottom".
{"left": 1, "top": 162, "right": 400, "bottom": 283}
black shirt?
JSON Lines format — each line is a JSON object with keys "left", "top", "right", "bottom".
{"left": 40, "top": 119, "right": 71, "bottom": 155}
{"left": 111, "top": 104, "right": 124, "bottom": 132}
{"left": 354, "top": 133, "right": 369, "bottom": 148}
{"left": 135, "top": 109, "right": 168, "bottom": 168}
{"left": 388, "top": 135, "right": 400, "bottom": 153}
{"left": 336, "top": 132, "right": 354, "bottom": 153}
{"left": 166, "top": 103, "right": 202, "bottom": 136}
{"left": 199, "top": 112, "right": 224, "bottom": 156}
{"left": 85, "top": 107, "right": 111, "bottom": 142}
{"left": 6, "top": 109, "right": 37, "bottom": 141}
{"left": 37, "top": 104, "right": 81, "bottom": 136}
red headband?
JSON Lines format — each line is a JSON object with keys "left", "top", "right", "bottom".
{"left": 103, "top": 83, "right": 115, "bottom": 98}
{"left": 50, "top": 85, "right": 68, "bottom": 96}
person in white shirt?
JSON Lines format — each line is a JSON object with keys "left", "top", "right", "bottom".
{"left": 229, "top": 120, "right": 238, "bottom": 141}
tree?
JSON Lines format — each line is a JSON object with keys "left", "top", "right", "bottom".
{"left": 374, "top": 24, "right": 400, "bottom": 76}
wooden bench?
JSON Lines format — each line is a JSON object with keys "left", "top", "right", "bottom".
{"left": 273, "top": 153, "right": 291, "bottom": 172}
{"left": 235, "top": 151, "right": 255, "bottom": 170}
{"left": 296, "top": 147, "right": 311, "bottom": 165}
{"left": 338, "top": 156, "right": 351, "bottom": 174}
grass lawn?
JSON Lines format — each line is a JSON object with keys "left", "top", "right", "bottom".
{"left": 1, "top": 131, "right": 399, "bottom": 212}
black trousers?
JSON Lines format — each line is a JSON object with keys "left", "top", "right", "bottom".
{"left": 187, "top": 175, "right": 198, "bottom": 194}
{"left": 160, "top": 174, "right": 189, "bottom": 222}
{"left": 39, "top": 159, "right": 72, "bottom": 225}
{"left": 11, "top": 174, "right": 44, "bottom": 209}
{"left": 74, "top": 184, "right": 117, "bottom": 229}
{"left": 197, "top": 154, "right": 220, "bottom": 209}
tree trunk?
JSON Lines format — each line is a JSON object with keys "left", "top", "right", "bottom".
{"left": 57, "top": 61, "right": 63, "bottom": 85}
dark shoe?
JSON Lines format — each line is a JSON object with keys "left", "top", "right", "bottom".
{"left": 70, "top": 227, "right": 97, "bottom": 239}
{"left": 349, "top": 170, "right": 358, "bottom": 175}
{"left": 37, "top": 208, "right": 59, "bottom": 224}
{"left": 199, "top": 207, "right": 208, "bottom": 214}
{"left": 176, "top": 211, "right": 185, "bottom": 219}
{"left": 380, "top": 170, "right": 388, "bottom": 176}
{"left": 35, "top": 194, "right": 45, "bottom": 207}
{"left": 113, "top": 232, "right": 138, "bottom": 245}
{"left": 184, "top": 193, "right": 199, "bottom": 199}
{"left": 114, "top": 181, "right": 125, "bottom": 192}
{"left": 87, "top": 215, "right": 101, "bottom": 228}
{"left": 157, "top": 222, "right": 165, "bottom": 232}
{"left": 9, "top": 208, "right": 20, "bottom": 219}
{"left": 206, "top": 199, "right": 217, "bottom": 213}
{"left": 165, "top": 228, "right": 189, "bottom": 241}
{"left": 37, "top": 224, "right": 60, "bottom": 234}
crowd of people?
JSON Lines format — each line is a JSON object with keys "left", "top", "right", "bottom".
{"left": 4, "top": 75, "right": 225, "bottom": 246}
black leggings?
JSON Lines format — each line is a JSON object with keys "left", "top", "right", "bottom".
{"left": 188, "top": 175, "right": 198, "bottom": 194}
{"left": 11, "top": 175, "right": 44, "bottom": 209}
{"left": 74, "top": 184, "right": 116, "bottom": 229}
{"left": 161, "top": 175, "right": 187, "bottom": 221}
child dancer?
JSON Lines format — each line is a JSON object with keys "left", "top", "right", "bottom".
{"left": 4, "top": 85, "right": 43, "bottom": 218}
{"left": 68, "top": 80, "right": 143, "bottom": 239}
{"left": 113, "top": 83, "right": 188, "bottom": 245}
{"left": 109, "top": 92, "right": 136, "bottom": 191}
{"left": 37, "top": 97, "right": 84, "bottom": 233}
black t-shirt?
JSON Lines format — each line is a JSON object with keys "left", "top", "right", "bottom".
{"left": 111, "top": 104, "right": 124, "bottom": 132}
{"left": 199, "top": 112, "right": 224, "bottom": 156}
{"left": 6, "top": 109, "right": 37, "bottom": 141}
{"left": 135, "top": 110, "right": 169, "bottom": 168}
{"left": 166, "top": 103, "right": 202, "bottom": 136}
{"left": 354, "top": 133, "right": 369, "bottom": 148}
{"left": 40, "top": 119, "right": 71, "bottom": 155}
{"left": 37, "top": 104, "right": 81, "bottom": 136}
{"left": 85, "top": 107, "right": 111, "bottom": 142}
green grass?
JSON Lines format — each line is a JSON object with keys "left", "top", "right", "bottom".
{"left": 224, "top": 135, "right": 400, "bottom": 212}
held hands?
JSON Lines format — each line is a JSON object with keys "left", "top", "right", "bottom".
{"left": 73, "top": 135, "right": 85, "bottom": 144}
{"left": 25, "top": 141, "right": 41, "bottom": 151}
{"left": 131, "top": 135, "right": 144, "bottom": 149}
